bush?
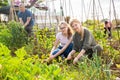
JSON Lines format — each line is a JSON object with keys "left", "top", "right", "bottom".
{"left": 0, "top": 21, "right": 28, "bottom": 53}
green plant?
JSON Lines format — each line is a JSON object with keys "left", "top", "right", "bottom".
{"left": 0, "top": 20, "right": 119, "bottom": 80}
{"left": 0, "top": 21, "right": 28, "bottom": 53}
{"left": 32, "top": 27, "right": 55, "bottom": 58}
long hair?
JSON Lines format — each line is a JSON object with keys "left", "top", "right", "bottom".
{"left": 70, "top": 19, "right": 84, "bottom": 40}
{"left": 58, "top": 21, "right": 73, "bottom": 39}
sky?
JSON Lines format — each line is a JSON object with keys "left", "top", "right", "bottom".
{"left": 41, "top": 0, "right": 120, "bottom": 21}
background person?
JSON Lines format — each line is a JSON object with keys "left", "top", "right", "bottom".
{"left": 104, "top": 21, "right": 112, "bottom": 39}
{"left": 18, "top": 3, "right": 34, "bottom": 36}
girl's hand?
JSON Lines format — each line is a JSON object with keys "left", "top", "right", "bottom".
{"left": 66, "top": 54, "right": 72, "bottom": 60}
{"left": 73, "top": 57, "right": 79, "bottom": 65}
{"left": 49, "top": 55, "right": 55, "bottom": 61}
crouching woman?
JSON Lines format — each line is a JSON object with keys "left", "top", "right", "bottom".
{"left": 67, "top": 19, "right": 103, "bottom": 64}
{"left": 48, "top": 21, "right": 73, "bottom": 61}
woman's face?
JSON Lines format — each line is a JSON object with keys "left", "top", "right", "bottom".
{"left": 71, "top": 22, "right": 82, "bottom": 33}
{"left": 60, "top": 24, "right": 68, "bottom": 34}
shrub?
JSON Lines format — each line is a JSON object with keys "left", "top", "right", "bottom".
{"left": 0, "top": 21, "right": 28, "bottom": 53}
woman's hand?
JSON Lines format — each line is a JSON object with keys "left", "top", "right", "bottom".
{"left": 66, "top": 54, "right": 72, "bottom": 60}
{"left": 73, "top": 57, "right": 79, "bottom": 65}
{"left": 49, "top": 55, "right": 55, "bottom": 61}
{"left": 66, "top": 50, "right": 76, "bottom": 60}
{"left": 73, "top": 49, "right": 85, "bottom": 64}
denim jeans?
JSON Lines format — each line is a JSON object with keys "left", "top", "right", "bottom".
{"left": 52, "top": 43, "right": 73, "bottom": 58}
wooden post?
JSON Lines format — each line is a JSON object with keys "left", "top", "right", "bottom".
{"left": 9, "top": 0, "right": 18, "bottom": 21}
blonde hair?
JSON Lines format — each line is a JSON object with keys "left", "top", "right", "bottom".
{"left": 70, "top": 19, "right": 81, "bottom": 27}
{"left": 58, "top": 21, "right": 73, "bottom": 39}
{"left": 70, "top": 19, "right": 84, "bottom": 40}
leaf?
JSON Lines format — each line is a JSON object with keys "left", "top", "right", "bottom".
{"left": 15, "top": 47, "right": 27, "bottom": 59}
{"left": 116, "top": 64, "right": 120, "bottom": 68}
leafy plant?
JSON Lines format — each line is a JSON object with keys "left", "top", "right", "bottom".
{"left": 32, "top": 27, "right": 55, "bottom": 58}
{"left": 0, "top": 21, "right": 28, "bottom": 54}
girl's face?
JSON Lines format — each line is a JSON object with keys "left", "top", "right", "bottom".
{"left": 71, "top": 22, "right": 82, "bottom": 33}
{"left": 60, "top": 24, "right": 68, "bottom": 34}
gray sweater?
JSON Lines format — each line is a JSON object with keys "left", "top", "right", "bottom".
{"left": 73, "top": 28, "right": 96, "bottom": 52}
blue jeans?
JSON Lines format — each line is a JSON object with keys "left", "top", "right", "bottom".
{"left": 52, "top": 43, "right": 73, "bottom": 58}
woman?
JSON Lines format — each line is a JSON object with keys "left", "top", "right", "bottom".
{"left": 67, "top": 19, "right": 103, "bottom": 64}
{"left": 49, "top": 21, "right": 73, "bottom": 61}
{"left": 104, "top": 21, "right": 112, "bottom": 39}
